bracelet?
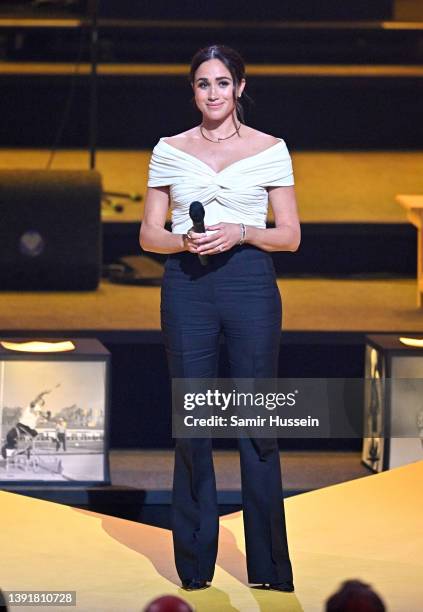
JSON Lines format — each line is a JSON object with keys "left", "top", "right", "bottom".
{"left": 238, "top": 223, "right": 246, "bottom": 246}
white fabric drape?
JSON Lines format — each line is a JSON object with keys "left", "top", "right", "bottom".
{"left": 147, "top": 138, "right": 294, "bottom": 233}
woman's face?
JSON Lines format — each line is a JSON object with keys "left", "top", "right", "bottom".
{"left": 192, "top": 58, "right": 245, "bottom": 122}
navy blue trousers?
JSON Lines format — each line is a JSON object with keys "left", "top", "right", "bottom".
{"left": 161, "top": 245, "right": 293, "bottom": 584}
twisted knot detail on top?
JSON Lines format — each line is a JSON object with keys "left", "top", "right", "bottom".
{"left": 147, "top": 138, "right": 295, "bottom": 233}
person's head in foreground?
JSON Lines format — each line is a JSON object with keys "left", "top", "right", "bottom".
{"left": 325, "top": 579, "right": 386, "bottom": 612}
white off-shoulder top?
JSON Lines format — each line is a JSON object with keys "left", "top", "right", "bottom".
{"left": 147, "top": 137, "right": 295, "bottom": 233}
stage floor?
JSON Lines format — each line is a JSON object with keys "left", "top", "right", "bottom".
{"left": 1, "top": 460, "right": 422, "bottom": 611}
{"left": 1, "top": 277, "right": 423, "bottom": 334}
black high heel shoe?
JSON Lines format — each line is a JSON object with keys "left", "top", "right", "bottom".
{"left": 181, "top": 579, "right": 211, "bottom": 591}
{"left": 261, "top": 581, "right": 295, "bottom": 592}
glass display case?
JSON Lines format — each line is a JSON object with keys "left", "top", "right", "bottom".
{"left": 0, "top": 338, "right": 110, "bottom": 485}
{"left": 363, "top": 334, "right": 423, "bottom": 472}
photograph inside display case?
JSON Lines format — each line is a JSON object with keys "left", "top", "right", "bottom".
{"left": 362, "top": 341, "right": 423, "bottom": 472}
{"left": 0, "top": 359, "right": 107, "bottom": 483}
{"left": 389, "top": 355, "right": 423, "bottom": 469}
{"left": 362, "top": 345, "right": 385, "bottom": 472}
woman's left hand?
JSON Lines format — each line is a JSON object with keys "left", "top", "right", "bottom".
{"left": 196, "top": 223, "right": 242, "bottom": 255}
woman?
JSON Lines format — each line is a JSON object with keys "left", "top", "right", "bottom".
{"left": 140, "top": 44, "right": 300, "bottom": 592}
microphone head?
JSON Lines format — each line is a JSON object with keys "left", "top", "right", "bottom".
{"left": 189, "top": 201, "right": 205, "bottom": 223}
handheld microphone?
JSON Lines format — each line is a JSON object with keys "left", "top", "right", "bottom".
{"left": 189, "top": 201, "right": 208, "bottom": 266}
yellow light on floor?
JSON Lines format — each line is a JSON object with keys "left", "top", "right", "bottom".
{"left": 0, "top": 340, "right": 75, "bottom": 353}
{"left": 399, "top": 337, "right": 423, "bottom": 348}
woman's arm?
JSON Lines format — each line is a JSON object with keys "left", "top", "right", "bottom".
{"left": 197, "top": 185, "right": 301, "bottom": 255}
{"left": 139, "top": 186, "right": 187, "bottom": 254}
{"left": 244, "top": 185, "right": 300, "bottom": 252}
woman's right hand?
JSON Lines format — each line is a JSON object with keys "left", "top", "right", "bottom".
{"left": 183, "top": 227, "right": 204, "bottom": 253}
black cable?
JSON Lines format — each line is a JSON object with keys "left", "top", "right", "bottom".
{"left": 45, "top": 25, "right": 85, "bottom": 169}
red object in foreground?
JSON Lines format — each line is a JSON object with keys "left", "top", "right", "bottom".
{"left": 143, "top": 594, "right": 194, "bottom": 612}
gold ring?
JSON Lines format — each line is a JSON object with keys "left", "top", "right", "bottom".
{"left": 187, "top": 230, "right": 193, "bottom": 240}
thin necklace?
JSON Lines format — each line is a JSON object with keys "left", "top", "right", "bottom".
{"left": 200, "top": 123, "right": 241, "bottom": 143}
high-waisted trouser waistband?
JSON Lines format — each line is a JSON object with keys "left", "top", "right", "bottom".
{"left": 165, "top": 244, "right": 277, "bottom": 277}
